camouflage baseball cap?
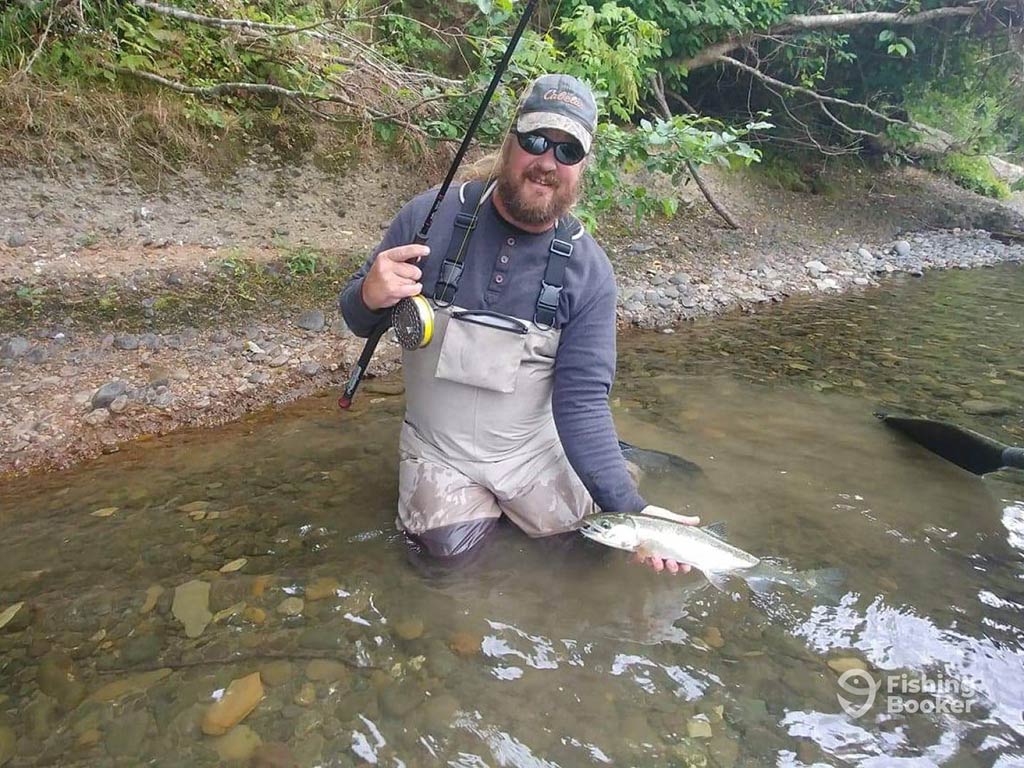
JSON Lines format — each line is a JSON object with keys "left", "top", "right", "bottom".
{"left": 515, "top": 74, "right": 598, "bottom": 154}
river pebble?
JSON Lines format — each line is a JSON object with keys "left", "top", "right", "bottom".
{"left": 202, "top": 672, "right": 264, "bottom": 735}
{"left": 617, "top": 229, "right": 1024, "bottom": 328}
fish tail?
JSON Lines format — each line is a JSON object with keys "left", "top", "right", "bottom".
{"left": 744, "top": 564, "right": 846, "bottom": 602}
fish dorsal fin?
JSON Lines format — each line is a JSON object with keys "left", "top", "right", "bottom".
{"left": 702, "top": 521, "right": 727, "bottom": 539}
{"left": 638, "top": 506, "right": 694, "bottom": 525}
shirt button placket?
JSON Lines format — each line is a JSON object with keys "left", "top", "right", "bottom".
{"left": 490, "top": 238, "right": 514, "bottom": 294}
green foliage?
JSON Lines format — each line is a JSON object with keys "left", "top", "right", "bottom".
{"left": 610, "top": 0, "right": 786, "bottom": 62}
{"left": 904, "top": 78, "right": 1010, "bottom": 156}
{"left": 931, "top": 153, "right": 1011, "bottom": 200}
{"left": 557, "top": 1, "right": 663, "bottom": 120}
{"left": 877, "top": 29, "right": 916, "bottom": 58}
{"left": 285, "top": 247, "right": 320, "bottom": 276}
{"left": 1011, "top": 177, "right": 1024, "bottom": 193}
{"left": 579, "top": 113, "right": 771, "bottom": 228}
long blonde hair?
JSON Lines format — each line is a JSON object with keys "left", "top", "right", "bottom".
{"left": 459, "top": 143, "right": 508, "bottom": 183}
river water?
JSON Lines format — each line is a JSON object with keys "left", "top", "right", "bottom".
{"left": 1, "top": 265, "right": 1022, "bottom": 767}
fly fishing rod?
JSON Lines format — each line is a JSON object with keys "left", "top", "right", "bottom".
{"left": 338, "top": 0, "right": 540, "bottom": 410}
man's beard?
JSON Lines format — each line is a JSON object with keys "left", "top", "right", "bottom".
{"left": 496, "top": 161, "right": 581, "bottom": 226}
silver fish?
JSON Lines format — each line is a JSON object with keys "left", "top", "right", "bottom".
{"left": 579, "top": 508, "right": 843, "bottom": 597}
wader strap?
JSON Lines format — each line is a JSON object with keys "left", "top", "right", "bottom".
{"left": 534, "top": 216, "right": 578, "bottom": 329}
{"left": 432, "top": 180, "right": 488, "bottom": 305}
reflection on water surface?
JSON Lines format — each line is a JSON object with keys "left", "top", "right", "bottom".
{"left": 0, "top": 265, "right": 1022, "bottom": 766}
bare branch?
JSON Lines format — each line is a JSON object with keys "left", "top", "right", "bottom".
{"left": 718, "top": 55, "right": 906, "bottom": 126}
{"left": 648, "top": 73, "right": 742, "bottom": 229}
{"left": 11, "top": 0, "right": 60, "bottom": 81}
{"left": 131, "top": 0, "right": 327, "bottom": 38}
{"left": 674, "top": 5, "right": 984, "bottom": 72}
{"left": 131, "top": 0, "right": 463, "bottom": 88}
{"left": 109, "top": 66, "right": 438, "bottom": 140}
{"left": 819, "top": 103, "right": 879, "bottom": 138}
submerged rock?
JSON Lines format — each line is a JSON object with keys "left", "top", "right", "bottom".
{"left": 0, "top": 602, "right": 29, "bottom": 632}
{"left": 0, "top": 725, "right": 15, "bottom": 767}
{"left": 89, "top": 669, "right": 172, "bottom": 702}
{"left": 827, "top": 657, "right": 867, "bottom": 674}
{"left": 960, "top": 399, "right": 1013, "bottom": 416}
{"left": 212, "top": 724, "right": 262, "bottom": 761}
{"left": 202, "top": 672, "right": 264, "bottom": 736}
{"left": 172, "top": 580, "right": 212, "bottom": 638}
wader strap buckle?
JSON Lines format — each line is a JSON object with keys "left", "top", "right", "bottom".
{"left": 533, "top": 221, "right": 576, "bottom": 329}
{"left": 432, "top": 181, "right": 488, "bottom": 306}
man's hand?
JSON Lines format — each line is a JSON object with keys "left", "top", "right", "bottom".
{"left": 633, "top": 505, "right": 700, "bottom": 575}
{"left": 361, "top": 244, "right": 429, "bottom": 311}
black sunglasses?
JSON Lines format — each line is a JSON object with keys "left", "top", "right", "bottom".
{"left": 515, "top": 131, "right": 587, "bottom": 166}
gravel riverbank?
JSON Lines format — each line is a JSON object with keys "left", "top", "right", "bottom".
{"left": 2, "top": 156, "right": 1023, "bottom": 478}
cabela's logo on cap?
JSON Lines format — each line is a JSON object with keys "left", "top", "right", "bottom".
{"left": 543, "top": 89, "right": 584, "bottom": 109}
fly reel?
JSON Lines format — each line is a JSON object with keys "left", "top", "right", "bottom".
{"left": 392, "top": 294, "right": 434, "bottom": 350}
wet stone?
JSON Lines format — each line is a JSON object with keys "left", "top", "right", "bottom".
{"left": 418, "top": 692, "right": 459, "bottom": 731}
{"left": 827, "top": 657, "right": 867, "bottom": 674}
{"left": 276, "top": 597, "right": 304, "bottom": 617}
{"left": 105, "top": 709, "right": 152, "bottom": 757}
{"left": 304, "top": 660, "right": 347, "bottom": 683}
{"left": 379, "top": 682, "right": 426, "bottom": 719}
{"left": 250, "top": 741, "right": 299, "bottom": 768}
{"left": 960, "top": 399, "right": 1013, "bottom": 416}
{"left": 212, "top": 724, "right": 262, "bottom": 762}
{"left": 91, "top": 380, "right": 128, "bottom": 409}
{"left": 121, "top": 634, "right": 162, "bottom": 664}
{"left": 293, "top": 733, "right": 324, "bottom": 767}
{"left": 293, "top": 710, "right": 322, "bottom": 738}
{"left": 202, "top": 672, "right": 264, "bottom": 735}
{"left": 172, "top": 580, "right": 212, "bottom": 638}
{"left": 140, "top": 584, "right": 164, "bottom": 614}
{"left": 0, "top": 602, "right": 30, "bottom": 633}
{"left": 37, "top": 652, "right": 85, "bottom": 709}
{"left": 259, "top": 661, "right": 293, "bottom": 687}
{"left": 294, "top": 682, "right": 316, "bottom": 707}
{"left": 304, "top": 577, "right": 340, "bottom": 601}
{"left": 393, "top": 616, "right": 424, "bottom": 641}
{"left": 27, "top": 695, "right": 60, "bottom": 741}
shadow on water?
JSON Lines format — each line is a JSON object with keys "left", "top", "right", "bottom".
{"left": 0, "top": 265, "right": 1022, "bottom": 766}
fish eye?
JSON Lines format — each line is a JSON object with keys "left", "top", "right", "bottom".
{"left": 599, "top": 520, "right": 611, "bottom": 530}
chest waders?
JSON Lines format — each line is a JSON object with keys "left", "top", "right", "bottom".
{"left": 338, "top": 0, "right": 540, "bottom": 410}
{"left": 396, "top": 183, "right": 601, "bottom": 558}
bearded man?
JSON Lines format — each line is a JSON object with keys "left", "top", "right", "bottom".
{"left": 340, "top": 74, "right": 696, "bottom": 568}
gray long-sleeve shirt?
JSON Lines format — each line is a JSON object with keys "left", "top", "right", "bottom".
{"left": 339, "top": 184, "right": 646, "bottom": 514}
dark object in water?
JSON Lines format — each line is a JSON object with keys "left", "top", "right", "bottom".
{"left": 618, "top": 440, "right": 702, "bottom": 474}
{"left": 876, "top": 412, "right": 1024, "bottom": 475}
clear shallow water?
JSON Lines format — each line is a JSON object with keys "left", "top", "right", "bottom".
{"left": 0, "top": 265, "right": 1022, "bottom": 767}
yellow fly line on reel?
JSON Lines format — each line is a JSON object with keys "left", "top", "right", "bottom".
{"left": 392, "top": 293, "right": 435, "bottom": 350}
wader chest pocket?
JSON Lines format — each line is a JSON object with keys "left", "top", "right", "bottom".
{"left": 435, "top": 310, "right": 528, "bottom": 393}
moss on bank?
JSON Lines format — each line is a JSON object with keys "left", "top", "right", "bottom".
{"left": 0, "top": 251, "right": 366, "bottom": 334}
